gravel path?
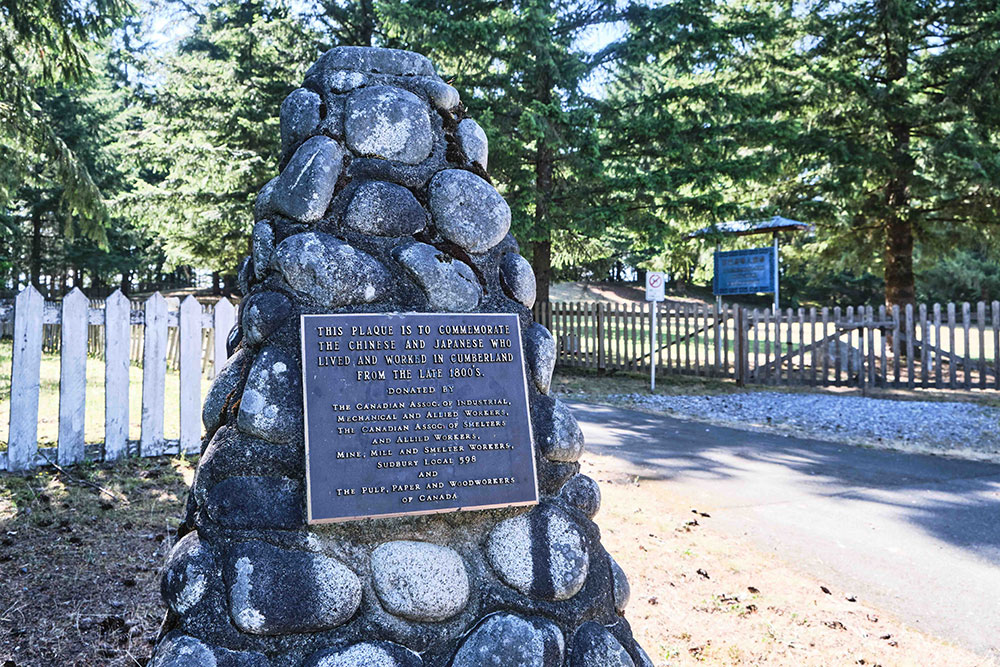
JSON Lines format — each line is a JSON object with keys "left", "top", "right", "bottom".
{"left": 592, "top": 392, "right": 1000, "bottom": 461}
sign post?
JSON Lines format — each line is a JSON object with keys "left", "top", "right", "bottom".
{"left": 645, "top": 272, "right": 665, "bottom": 391}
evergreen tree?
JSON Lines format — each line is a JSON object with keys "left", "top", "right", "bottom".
{"left": 611, "top": 0, "right": 1000, "bottom": 308}
{"left": 792, "top": 0, "right": 1000, "bottom": 308}
{"left": 384, "top": 0, "right": 622, "bottom": 302}
{"left": 0, "top": 0, "right": 133, "bottom": 240}
{"left": 122, "top": 0, "right": 321, "bottom": 280}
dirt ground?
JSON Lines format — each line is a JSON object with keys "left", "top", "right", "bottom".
{"left": 0, "top": 454, "right": 992, "bottom": 666}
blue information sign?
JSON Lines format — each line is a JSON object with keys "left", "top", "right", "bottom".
{"left": 713, "top": 247, "right": 776, "bottom": 296}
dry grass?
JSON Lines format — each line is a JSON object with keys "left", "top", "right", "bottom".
{"left": 0, "top": 457, "right": 195, "bottom": 666}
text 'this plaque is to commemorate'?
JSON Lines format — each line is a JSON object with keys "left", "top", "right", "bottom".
{"left": 300, "top": 312, "right": 539, "bottom": 523}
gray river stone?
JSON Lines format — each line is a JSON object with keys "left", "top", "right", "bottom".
{"left": 225, "top": 322, "right": 242, "bottom": 358}
{"left": 280, "top": 88, "right": 321, "bottom": 161}
{"left": 162, "top": 532, "right": 217, "bottom": 616}
{"left": 428, "top": 169, "right": 509, "bottom": 253}
{"left": 524, "top": 322, "right": 556, "bottom": 394}
{"left": 568, "top": 623, "right": 635, "bottom": 667}
{"left": 371, "top": 541, "right": 469, "bottom": 622}
{"left": 272, "top": 136, "right": 343, "bottom": 223}
{"left": 486, "top": 505, "right": 589, "bottom": 601}
{"left": 559, "top": 473, "right": 601, "bottom": 519}
{"left": 345, "top": 86, "right": 432, "bottom": 165}
{"left": 254, "top": 177, "right": 277, "bottom": 222}
{"left": 499, "top": 252, "right": 535, "bottom": 308}
{"left": 197, "top": 426, "right": 302, "bottom": 489}
{"left": 226, "top": 540, "right": 361, "bottom": 635}
{"left": 204, "top": 476, "right": 303, "bottom": 530}
{"left": 609, "top": 555, "right": 631, "bottom": 614}
{"left": 343, "top": 181, "right": 426, "bottom": 236}
{"left": 252, "top": 222, "right": 274, "bottom": 281}
{"left": 202, "top": 348, "right": 248, "bottom": 433}
{"left": 152, "top": 632, "right": 217, "bottom": 667}
{"left": 241, "top": 291, "right": 292, "bottom": 346}
{"left": 275, "top": 232, "right": 388, "bottom": 307}
{"left": 236, "top": 346, "right": 302, "bottom": 444}
{"left": 451, "top": 613, "right": 564, "bottom": 667}
{"left": 456, "top": 119, "right": 488, "bottom": 170}
{"left": 327, "top": 69, "right": 367, "bottom": 93}
{"left": 394, "top": 242, "right": 481, "bottom": 311}
{"left": 237, "top": 255, "right": 253, "bottom": 297}
{"left": 309, "top": 46, "right": 436, "bottom": 78}
{"left": 421, "top": 80, "right": 459, "bottom": 110}
{"left": 303, "top": 641, "right": 422, "bottom": 667}
{"left": 536, "top": 399, "right": 585, "bottom": 462}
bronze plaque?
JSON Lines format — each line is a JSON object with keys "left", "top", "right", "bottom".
{"left": 300, "top": 312, "right": 538, "bottom": 523}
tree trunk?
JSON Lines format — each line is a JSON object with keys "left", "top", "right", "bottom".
{"left": 29, "top": 207, "right": 42, "bottom": 292}
{"left": 531, "top": 32, "right": 555, "bottom": 304}
{"left": 212, "top": 271, "right": 222, "bottom": 296}
{"left": 881, "top": 0, "right": 915, "bottom": 310}
{"left": 359, "top": 0, "right": 375, "bottom": 46}
{"left": 120, "top": 270, "right": 131, "bottom": 294}
{"left": 532, "top": 238, "right": 552, "bottom": 305}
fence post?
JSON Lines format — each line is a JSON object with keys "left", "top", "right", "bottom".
{"left": 212, "top": 298, "right": 237, "bottom": 378}
{"left": 141, "top": 292, "right": 168, "bottom": 456}
{"left": 735, "top": 306, "right": 746, "bottom": 387}
{"left": 8, "top": 286, "right": 44, "bottom": 471}
{"left": 104, "top": 289, "right": 131, "bottom": 461}
{"left": 596, "top": 303, "right": 605, "bottom": 372}
{"left": 179, "top": 296, "right": 203, "bottom": 453}
{"left": 58, "top": 288, "right": 89, "bottom": 465}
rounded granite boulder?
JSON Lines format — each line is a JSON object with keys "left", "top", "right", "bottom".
{"left": 393, "top": 242, "right": 481, "bottom": 311}
{"left": 343, "top": 181, "right": 427, "bottom": 236}
{"left": 499, "top": 252, "right": 536, "bottom": 308}
{"left": 271, "top": 136, "right": 343, "bottom": 223}
{"left": 451, "top": 613, "right": 564, "bottom": 667}
{"left": 486, "top": 505, "right": 589, "bottom": 601}
{"left": 241, "top": 291, "right": 292, "bottom": 346}
{"left": 251, "top": 221, "right": 274, "bottom": 281}
{"left": 535, "top": 399, "right": 586, "bottom": 463}
{"left": 568, "top": 622, "right": 635, "bottom": 667}
{"left": 456, "top": 119, "right": 488, "bottom": 170}
{"left": 226, "top": 541, "right": 361, "bottom": 635}
{"left": 345, "top": 86, "right": 433, "bottom": 165}
{"left": 304, "top": 641, "right": 422, "bottom": 667}
{"left": 162, "top": 532, "right": 217, "bottom": 616}
{"left": 559, "top": 473, "right": 601, "bottom": 519}
{"left": 609, "top": 555, "right": 631, "bottom": 614}
{"left": 428, "top": 169, "right": 510, "bottom": 253}
{"left": 280, "top": 88, "right": 321, "bottom": 161}
{"left": 371, "top": 541, "right": 469, "bottom": 622}
{"left": 524, "top": 322, "right": 556, "bottom": 394}
{"left": 202, "top": 348, "right": 248, "bottom": 433}
{"left": 236, "top": 346, "right": 302, "bottom": 444}
{"left": 275, "top": 232, "right": 389, "bottom": 307}
{"left": 150, "top": 632, "right": 217, "bottom": 667}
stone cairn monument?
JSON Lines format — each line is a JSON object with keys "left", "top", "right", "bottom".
{"left": 151, "top": 46, "right": 652, "bottom": 667}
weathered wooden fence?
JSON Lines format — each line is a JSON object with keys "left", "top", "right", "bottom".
{"left": 533, "top": 300, "right": 1000, "bottom": 390}
{"left": 1, "top": 287, "right": 237, "bottom": 472}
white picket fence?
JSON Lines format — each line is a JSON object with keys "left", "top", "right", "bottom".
{"left": 1, "top": 286, "right": 237, "bottom": 472}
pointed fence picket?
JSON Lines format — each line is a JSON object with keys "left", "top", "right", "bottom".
{"left": 533, "top": 298, "right": 1000, "bottom": 391}
{"left": 58, "top": 289, "right": 88, "bottom": 465}
{"left": 1, "top": 289, "right": 239, "bottom": 472}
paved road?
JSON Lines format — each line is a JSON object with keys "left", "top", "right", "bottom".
{"left": 569, "top": 401, "right": 1000, "bottom": 658}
